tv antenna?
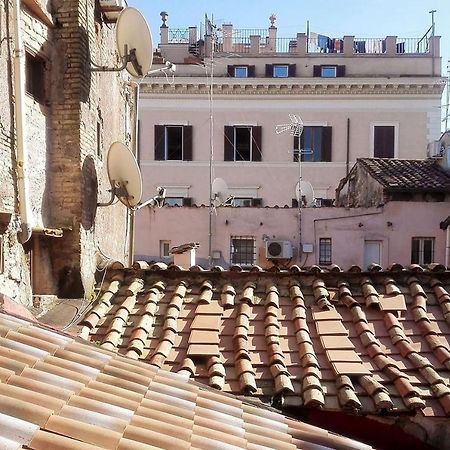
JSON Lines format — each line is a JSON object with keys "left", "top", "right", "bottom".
{"left": 91, "top": 7, "right": 153, "bottom": 77}
{"left": 276, "top": 114, "right": 304, "bottom": 137}
{"left": 276, "top": 114, "right": 314, "bottom": 261}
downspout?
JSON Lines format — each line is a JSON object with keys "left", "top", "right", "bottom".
{"left": 13, "top": 0, "right": 33, "bottom": 243}
{"left": 346, "top": 118, "right": 350, "bottom": 176}
{"left": 446, "top": 227, "right": 450, "bottom": 268}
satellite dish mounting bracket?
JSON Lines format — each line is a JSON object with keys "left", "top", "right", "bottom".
{"left": 90, "top": 44, "right": 143, "bottom": 77}
{"left": 97, "top": 179, "right": 136, "bottom": 208}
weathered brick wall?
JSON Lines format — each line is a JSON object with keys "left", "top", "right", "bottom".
{"left": 0, "top": 0, "right": 132, "bottom": 303}
{"left": 49, "top": 0, "right": 131, "bottom": 298}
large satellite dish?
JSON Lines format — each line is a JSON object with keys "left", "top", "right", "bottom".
{"left": 99, "top": 142, "right": 142, "bottom": 208}
{"left": 116, "top": 7, "right": 153, "bottom": 77}
{"left": 91, "top": 7, "right": 153, "bottom": 77}
{"left": 295, "top": 180, "right": 315, "bottom": 207}
{"left": 212, "top": 177, "right": 230, "bottom": 206}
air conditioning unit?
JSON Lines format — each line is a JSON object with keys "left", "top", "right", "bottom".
{"left": 427, "top": 140, "right": 444, "bottom": 158}
{"left": 266, "top": 240, "right": 293, "bottom": 259}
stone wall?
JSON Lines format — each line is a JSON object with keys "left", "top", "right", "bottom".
{"left": 0, "top": 0, "right": 132, "bottom": 304}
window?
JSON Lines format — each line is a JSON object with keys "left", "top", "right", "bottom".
{"left": 160, "top": 240, "right": 171, "bottom": 258}
{"left": 230, "top": 236, "right": 256, "bottom": 266}
{"left": 411, "top": 238, "right": 434, "bottom": 265}
{"left": 224, "top": 126, "right": 262, "bottom": 161}
{"left": 25, "top": 52, "right": 46, "bottom": 103}
{"left": 294, "top": 126, "right": 332, "bottom": 162}
{"left": 164, "top": 197, "right": 184, "bottom": 207}
{"left": 373, "top": 125, "right": 395, "bottom": 158}
{"left": 319, "top": 238, "right": 332, "bottom": 265}
{"left": 273, "top": 65, "right": 289, "bottom": 78}
{"left": 321, "top": 66, "right": 337, "bottom": 77}
{"left": 227, "top": 65, "right": 255, "bottom": 78}
{"left": 313, "top": 65, "right": 345, "bottom": 78}
{"left": 265, "top": 64, "right": 296, "bottom": 78}
{"left": 232, "top": 198, "right": 262, "bottom": 207}
{"left": 154, "top": 125, "right": 193, "bottom": 161}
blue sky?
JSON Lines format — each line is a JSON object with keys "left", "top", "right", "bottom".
{"left": 127, "top": 0, "right": 450, "bottom": 124}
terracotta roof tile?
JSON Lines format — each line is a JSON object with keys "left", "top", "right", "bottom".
{"left": 73, "top": 266, "right": 450, "bottom": 421}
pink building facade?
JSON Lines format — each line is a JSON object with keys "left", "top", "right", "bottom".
{"left": 135, "top": 14, "right": 446, "bottom": 268}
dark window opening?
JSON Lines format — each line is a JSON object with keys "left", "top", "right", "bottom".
{"left": 374, "top": 125, "right": 395, "bottom": 158}
{"left": 319, "top": 238, "right": 332, "bottom": 265}
{"left": 25, "top": 52, "right": 46, "bottom": 103}
{"left": 294, "top": 126, "right": 332, "bottom": 162}
{"left": 224, "top": 125, "right": 262, "bottom": 162}
{"left": 166, "top": 126, "right": 183, "bottom": 160}
{"left": 154, "top": 125, "right": 193, "bottom": 161}
{"left": 231, "top": 236, "right": 256, "bottom": 266}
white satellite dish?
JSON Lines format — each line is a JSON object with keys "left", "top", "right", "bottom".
{"left": 212, "top": 177, "right": 230, "bottom": 205}
{"left": 98, "top": 142, "right": 142, "bottom": 208}
{"left": 116, "top": 7, "right": 153, "bottom": 77}
{"left": 295, "top": 180, "right": 315, "bottom": 207}
{"left": 91, "top": 7, "right": 153, "bottom": 77}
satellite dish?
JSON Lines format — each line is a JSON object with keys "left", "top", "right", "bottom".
{"left": 295, "top": 181, "right": 315, "bottom": 207}
{"left": 102, "top": 142, "right": 142, "bottom": 208}
{"left": 116, "top": 7, "right": 153, "bottom": 77}
{"left": 212, "top": 178, "right": 230, "bottom": 205}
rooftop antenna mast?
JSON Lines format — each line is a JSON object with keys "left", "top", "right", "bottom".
{"left": 207, "top": 13, "right": 217, "bottom": 268}
{"left": 276, "top": 114, "right": 313, "bottom": 262}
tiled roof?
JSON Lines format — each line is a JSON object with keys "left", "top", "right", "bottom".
{"left": 79, "top": 262, "right": 450, "bottom": 419}
{"left": 0, "top": 312, "right": 372, "bottom": 449}
{"left": 358, "top": 158, "right": 450, "bottom": 192}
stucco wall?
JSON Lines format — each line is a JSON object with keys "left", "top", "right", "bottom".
{"left": 135, "top": 202, "right": 448, "bottom": 269}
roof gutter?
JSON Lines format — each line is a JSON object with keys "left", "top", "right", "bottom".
{"left": 13, "top": 0, "right": 33, "bottom": 243}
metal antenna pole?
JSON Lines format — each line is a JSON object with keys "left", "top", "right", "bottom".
{"left": 429, "top": 10, "right": 436, "bottom": 36}
{"left": 297, "top": 148, "right": 302, "bottom": 260}
{"left": 208, "top": 22, "right": 215, "bottom": 268}
{"left": 446, "top": 61, "right": 450, "bottom": 132}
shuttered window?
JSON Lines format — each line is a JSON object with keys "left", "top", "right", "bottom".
{"left": 154, "top": 125, "right": 193, "bottom": 161}
{"left": 374, "top": 126, "right": 395, "bottom": 158}
{"left": 313, "top": 65, "right": 345, "bottom": 77}
{"left": 224, "top": 126, "right": 262, "bottom": 161}
{"left": 294, "top": 126, "right": 332, "bottom": 162}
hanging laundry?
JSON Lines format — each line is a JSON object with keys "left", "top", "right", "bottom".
{"left": 318, "top": 34, "right": 330, "bottom": 52}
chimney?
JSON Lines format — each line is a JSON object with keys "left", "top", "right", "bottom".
{"left": 170, "top": 242, "right": 199, "bottom": 268}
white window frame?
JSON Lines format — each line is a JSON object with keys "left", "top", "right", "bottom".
{"left": 233, "top": 126, "right": 253, "bottom": 161}
{"left": 234, "top": 66, "right": 248, "bottom": 78}
{"left": 321, "top": 66, "right": 337, "bottom": 78}
{"left": 370, "top": 122, "right": 399, "bottom": 158}
{"left": 273, "top": 65, "right": 289, "bottom": 78}
{"left": 411, "top": 237, "right": 435, "bottom": 265}
{"left": 160, "top": 240, "right": 171, "bottom": 258}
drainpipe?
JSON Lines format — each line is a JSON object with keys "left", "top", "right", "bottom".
{"left": 446, "top": 227, "right": 450, "bottom": 268}
{"left": 346, "top": 118, "right": 350, "bottom": 176}
{"left": 13, "top": 0, "right": 33, "bottom": 243}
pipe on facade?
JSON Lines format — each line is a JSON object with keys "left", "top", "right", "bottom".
{"left": 446, "top": 227, "right": 450, "bottom": 268}
{"left": 13, "top": 0, "right": 33, "bottom": 243}
{"left": 346, "top": 118, "right": 350, "bottom": 176}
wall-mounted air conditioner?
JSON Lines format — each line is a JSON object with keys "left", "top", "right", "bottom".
{"left": 266, "top": 240, "right": 293, "bottom": 259}
{"left": 427, "top": 140, "right": 444, "bottom": 158}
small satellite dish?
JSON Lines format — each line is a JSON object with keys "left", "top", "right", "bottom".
{"left": 212, "top": 177, "right": 229, "bottom": 205}
{"left": 116, "top": 7, "right": 153, "bottom": 77}
{"left": 295, "top": 180, "right": 315, "bottom": 207}
{"left": 101, "top": 142, "right": 142, "bottom": 208}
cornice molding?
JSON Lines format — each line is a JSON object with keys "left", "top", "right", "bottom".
{"left": 140, "top": 81, "right": 445, "bottom": 96}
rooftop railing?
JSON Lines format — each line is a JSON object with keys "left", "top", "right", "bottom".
{"left": 161, "top": 24, "right": 438, "bottom": 58}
